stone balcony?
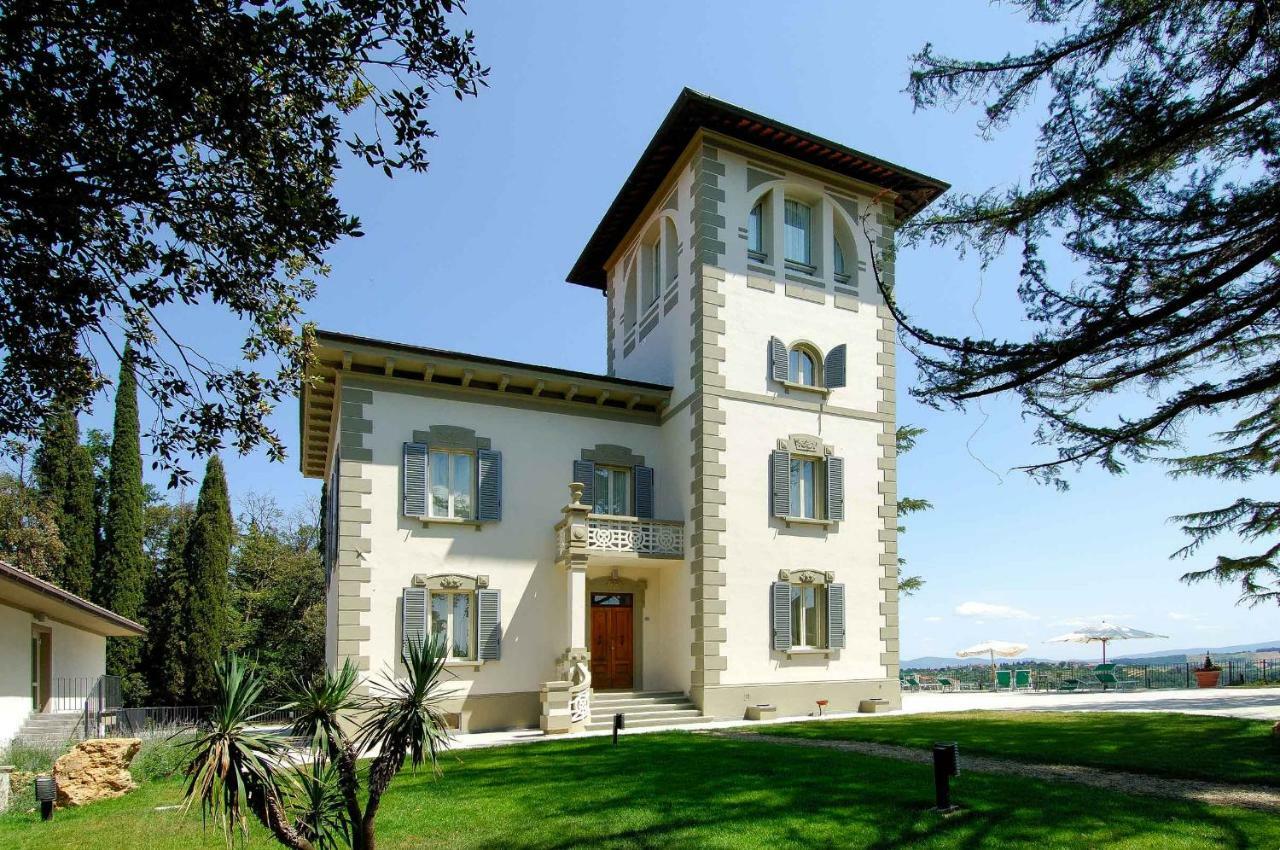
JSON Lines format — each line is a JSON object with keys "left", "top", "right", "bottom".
{"left": 554, "top": 486, "right": 685, "bottom": 566}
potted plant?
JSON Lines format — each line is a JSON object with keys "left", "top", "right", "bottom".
{"left": 1194, "top": 653, "right": 1221, "bottom": 688}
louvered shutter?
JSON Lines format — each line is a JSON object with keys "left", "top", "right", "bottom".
{"left": 402, "top": 587, "right": 427, "bottom": 662}
{"left": 477, "top": 589, "right": 502, "bottom": 660}
{"left": 476, "top": 449, "right": 502, "bottom": 522}
{"left": 572, "top": 460, "right": 596, "bottom": 508}
{"left": 770, "top": 450, "right": 791, "bottom": 517}
{"left": 403, "top": 443, "right": 428, "bottom": 517}
{"left": 826, "top": 455, "right": 845, "bottom": 522}
{"left": 827, "top": 583, "right": 846, "bottom": 649}
{"left": 769, "top": 336, "right": 788, "bottom": 382}
{"left": 824, "top": 344, "right": 847, "bottom": 389}
{"left": 772, "top": 581, "right": 793, "bottom": 651}
{"left": 634, "top": 465, "right": 655, "bottom": 518}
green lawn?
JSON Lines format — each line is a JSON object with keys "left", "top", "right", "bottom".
{"left": 2, "top": 731, "right": 1278, "bottom": 849}
{"left": 757, "top": 711, "right": 1280, "bottom": 786}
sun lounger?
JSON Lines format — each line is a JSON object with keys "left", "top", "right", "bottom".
{"left": 1013, "top": 669, "right": 1033, "bottom": 690}
{"left": 995, "top": 670, "right": 1012, "bottom": 689}
{"left": 1093, "top": 663, "right": 1140, "bottom": 690}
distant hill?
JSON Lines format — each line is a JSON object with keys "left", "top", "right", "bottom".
{"left": 903, "top": 640, "right": 1280, "bottom": 669}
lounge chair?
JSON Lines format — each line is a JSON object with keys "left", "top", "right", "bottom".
{"left": 995, "top": 670, "right": 1012, "bottom": 690}
{"left": 903, "top": 675, "right": 926, "bottom": 692}
{"left": 1094, "top": 663, "right": 1140, "bottom": 691}
{"left": 1056, "top": 678, "right": 1085, "bottom": 692}
{"left": 936, "top": 676, "right": 974, "bottom": 692}
{"left": 1013, "top": 669, "right": 1033, "bottom": 690}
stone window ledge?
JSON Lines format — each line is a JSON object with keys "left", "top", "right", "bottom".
{"left": 782, "top": 517, "right": 834, "bottom": 529}
{"left": 781, "top": 381, "right": 830, "bottom": 398}
{"left": 420, "top": 517, "right": 484, "bottom": 531}
{"left": 785, "top": 648, "right": 834, "bottom": 659}
{"left": 443, "top": 660, "right": 485, "bottom": 671}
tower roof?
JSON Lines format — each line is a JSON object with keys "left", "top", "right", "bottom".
{"left": 566, "top": 88, "right": 950, "bottom": 290}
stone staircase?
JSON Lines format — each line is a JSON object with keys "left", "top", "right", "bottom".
{"left": 14, "top": 712, "right": 82, "bottom": 748}
{"left": 586, "top": 691, "right": 701, "bottom": 732}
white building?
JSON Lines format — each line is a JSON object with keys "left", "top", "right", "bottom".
{"left": 0, "top": 560, "right": 145, "bottom": 746}
{"left": 301, "top": 89, "right": 947, "bottom": 732}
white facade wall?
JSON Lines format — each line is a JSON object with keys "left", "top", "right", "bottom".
{"left": 0, "top": 602, "right": 107, "bottom": 746}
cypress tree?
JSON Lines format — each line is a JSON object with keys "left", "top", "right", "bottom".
{"left": 181, "top": 455, "right": 232, "bottom": 704}
{"left": 101, "top": 349, "right": 148, "bottom": 703}
{"left": 143, "top": 504, "right": 193, "bottom": 705}
{"left": 33, "top": 403, "right": 96, "bottom": 596}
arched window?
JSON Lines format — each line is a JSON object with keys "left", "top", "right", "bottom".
{"left": 788, "top": 346, "right": 818, "bottom": 386}
{"left": 747, "top": 192, "right": 771, "bottom": 263}
{"left": 784, "top": 198, "right": 812, "bottom": 266}
{"left": 623, "top": 259, "right": 638, "bottom": 328}
{"left": 832, "top": 213, "right": 856, "bottom": 284}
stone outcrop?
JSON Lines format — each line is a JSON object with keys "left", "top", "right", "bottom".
{"left": 52, "top": 738, "right": 142, "bottom": 807}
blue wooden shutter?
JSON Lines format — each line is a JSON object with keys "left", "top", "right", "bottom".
{"left": 476, "top": 449, "right": 502, "bottom": 522}
{"left": 827, "top": 583, "right": 846, "bottom": 649}
{"left": 772, "top": 582, "right": 793, "bottom": 651}
{"left": 402, "top": 587, "right": 427, "bottom": 662}
{"left": 403, "top": 443, "right": 428, "bottom": 517}
{"left": 824, "top": 343, "right": 847, "bottom": 389}
{"left": 573, "top": 460, "right": 596, "bottom": 508}
{"left": 826, "top": 455, "right": 845, "bottom": 522}
{"left": 477, "top": 589, "right": 502, "bottom": 660}
{"left": 769, "top": 336, "right": 788, "bottom": 382}
{"left": 634, "top": 465, "right": 654, "bottom": 518}
{"left": 770, "top": 450, "right": 791, "bottom": 517}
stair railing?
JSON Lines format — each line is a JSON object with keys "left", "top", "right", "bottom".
{"left": 568, "top": 661, "right": 592, "bottom": 725}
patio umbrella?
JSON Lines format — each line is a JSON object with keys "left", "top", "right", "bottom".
{"left": 956, "top": 640, "right": 1028, "bottom": 687}
{"left": 1046, "top": 623, "right": 1168, "bottom": 663}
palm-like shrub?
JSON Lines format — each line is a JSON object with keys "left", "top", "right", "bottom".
{"left": 184, "top": 636, "right": 454, "bottom": 850}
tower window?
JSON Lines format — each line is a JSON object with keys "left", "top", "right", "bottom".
{"left": 789, "top": 347, "right": 817, "bottom": 386}
{"left": 748, "top": 200, "right": 767, "bottom": 261}
{"left": 784, "top": 199, "right": 812, "bottom": 267}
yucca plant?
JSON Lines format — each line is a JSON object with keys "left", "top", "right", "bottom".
{"left": 184, "top": 636, "right": 454, "bottom": 850}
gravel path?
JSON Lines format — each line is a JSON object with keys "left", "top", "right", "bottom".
{"left": 714, "top": 732, "right": 1280, "bottom": 812}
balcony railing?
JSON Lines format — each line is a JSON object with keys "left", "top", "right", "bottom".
{"left": 555, "top": 514, "right": 685, "bottom": 560}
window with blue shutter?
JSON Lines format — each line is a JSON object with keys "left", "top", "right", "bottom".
{"left": 769, "top": 337, "right": 788, "bottom": 382}
{"left": 572, "top": 459, "right": 596, "bottom": 508}
{"left": 770, "top": 450, "right": 791, "bottom": 517}
{"left": 402, "top": 587, "right": 427, "bottom": 662}
{"left": 477, "top": 589, "right": 502, "bottom": 660}
{"left": 824, "top": 344, "right": 847, "bottom": 389}
{"left": 826, "top": 455, "right": 845, "bottom": 522}
{"left": 476, "top": 449, "right": 502, "bottom": 522}
{"left": 827, "top": 583, "right": 846, "bottom": 649}
{"left": 771, "top": 581, "right": 793, "bottom": 651}
{"left": 634, "top": 465, "right": 655, "bottom": 518}
{"left": 403, "top": 443, "right": 428, "bottom": 517}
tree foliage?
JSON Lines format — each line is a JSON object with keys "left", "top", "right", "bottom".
{"left": 885, "top": 0, "right": 1280, "bottom": 605}
{"left": 895, "top": 425, "right": 933, "bottom": 596}
{"left": 0, "top": 446, "right": 64, "bottom": 578}
{"left": 228, "top": 493, "right": 326, "bottom": 699}
{"left": 34, "top": 402, "right": 96, "bottom": 596}
{"left": 101, "top": 350, "right": 148, "bottom": 702}
{"left": 182, "top": 455, "right": 233, "bottom": 704}
{"left": 0, "top": 0, "right": 487, "bottom": 485}
{"left": 143, "top": 500, "right": 194, "bottom": 705}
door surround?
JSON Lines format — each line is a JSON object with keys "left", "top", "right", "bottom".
{"left": 31, "top": 624, "right": 52, "bottom": 713}
{"left": 585, "top": 575, "right": 646, "bottom": 689}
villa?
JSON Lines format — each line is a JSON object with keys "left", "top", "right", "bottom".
{"left": 300, "top": 89, "right": 948, "bottom": 733}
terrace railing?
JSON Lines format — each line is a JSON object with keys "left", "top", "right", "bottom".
{"left": 903, "top": 659, "right": 1278, "bottom": 692}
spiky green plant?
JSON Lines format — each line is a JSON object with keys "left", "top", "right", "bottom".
{"left": 182, "top": 654, "right": 313, "bottom": 849}
{"left": 185, "top": 638, "right": 455, "bottom": 850}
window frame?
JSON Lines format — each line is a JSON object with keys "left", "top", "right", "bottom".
{"left": 428, "top": 448, "right": 475, "bottom": 520}
{"left": 748, "top": 200, "right": 768, "bottom": 262}
{"left": 789, "top": 583, "right": 828, "bottom": 649}
{"left": 788, "top": 454, "right": 826, "bottom": 520}
{"left": 783, "top": 198, "right": 814, "bottom": 271}
{"left": 788, "top": 347, "right": 818, "bottom": 387}
{"left": 429, "top": 589, "right": 477, "bottom": 661}
{"left": 592, "top": 464, "right": 633, "bottom": 517}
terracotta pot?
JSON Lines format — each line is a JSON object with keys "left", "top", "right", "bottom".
{"left": 1194, "top": 669, "right": 1221, "bottom": 688}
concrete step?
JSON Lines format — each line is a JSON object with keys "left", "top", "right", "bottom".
{"left": 14, "top": 712, "right": 82, "bottom": 746}
{"left": 590, "top": 707, "right": 701, "bottom": 723}
{"left": 590, "top": 695, "right": 693, "bottom": 710}
{"left": 585, "top": 714, "right": 705, "bottom": 731}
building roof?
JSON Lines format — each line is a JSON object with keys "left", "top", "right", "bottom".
{"left": 567, "top": 88, "right": 951, "bottom": 290}
{"left": 0, "top": 560, "right": 146, "bottom": 637}
{"left": 299, "top": 331, "right": 674, "bottom": 478}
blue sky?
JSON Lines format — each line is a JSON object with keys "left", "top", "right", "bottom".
{"left": 78, "top": 1, "right": 1277, "bottom": 658}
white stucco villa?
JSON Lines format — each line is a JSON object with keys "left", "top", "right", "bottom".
{"left": 301, "top": 89, "right": 948, "bottom": 733}
{"left": 0, "top": 560, "right": 145, "bottom": 746}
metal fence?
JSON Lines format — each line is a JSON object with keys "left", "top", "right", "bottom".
{"left": 82, "top": 675, "right": 123, "bottom": 739}
{"left": 92, "top": 701, "right": 302, "bottom": 737}
{"left": 903, "top": 659, "right": 1278, "bottom": 692}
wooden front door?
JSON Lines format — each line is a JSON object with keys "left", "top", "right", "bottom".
{"left": 31, "top": 627, "right": 51, "bottom": 712}
{"left": 590, "top": 593, "right": 634, "bottom": 690}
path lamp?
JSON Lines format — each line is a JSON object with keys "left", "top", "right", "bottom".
{"left": 34, "top": 775, "right": 56, "bottom": 821}
{"left": 931, "top": 743, "right": 960, "bottom": 814}
{"left": 612, "top": 712, "right": 624, "bottom": 745}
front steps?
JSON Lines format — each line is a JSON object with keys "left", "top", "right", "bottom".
{"left": 14, "top": 712, "right": 82, "bottom": 748}
{"left": 586, "top": 690, "right": 701, "bottom": 731}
